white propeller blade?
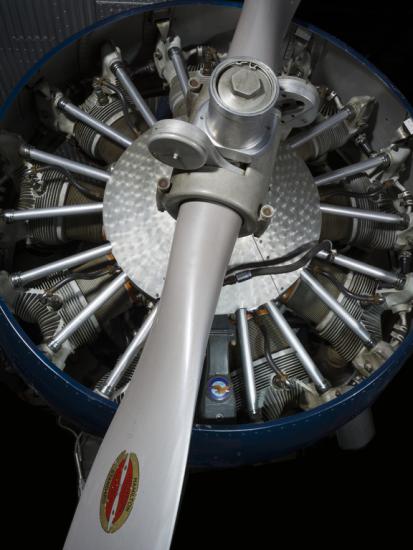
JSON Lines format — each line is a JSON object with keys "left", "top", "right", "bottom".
{"left": 229, "top": 0, "right": 301, "bottom": 72}
{"left": 64, "top": 1, "right": 299, "bottom": 548}
{"left": 64, "top": 202, "right": 241, "bottom": 549}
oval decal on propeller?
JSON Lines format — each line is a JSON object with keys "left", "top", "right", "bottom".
{"left": 100, "top": 450, "right": 140, "bottom": 534}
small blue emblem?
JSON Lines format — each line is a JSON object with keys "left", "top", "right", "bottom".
{"left": 207, "top": 376, "right": 231, "bottom": 402}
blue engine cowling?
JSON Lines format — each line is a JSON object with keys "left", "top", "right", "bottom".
{"left": 1, "top": 0, "right": 412, "bottom": 469}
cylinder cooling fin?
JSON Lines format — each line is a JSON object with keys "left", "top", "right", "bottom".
{"left": 1, "top": 1, "right": 413, "bottom": 472}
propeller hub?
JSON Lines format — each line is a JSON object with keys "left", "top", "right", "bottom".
{"left": 206, "top": 57, "right": 279, "bottom": 151}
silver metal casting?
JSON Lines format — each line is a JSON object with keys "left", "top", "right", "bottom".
{"left": 206, "top": 57, "right": 279, "bottom": 151}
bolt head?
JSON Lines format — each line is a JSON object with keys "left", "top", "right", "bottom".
{"left": 230, "top": 68, "right": 263, "bottom": 99}
{"left": 49, "top": 294, "right": 63, "bottom": 311}
{"left": 260, "top": 204, "right": 275, "bottom": 220}
{"left": 189, "top": 78, "right": 202, "bottom": 92}
{"left": 157, "top": 177, "right": 171, "bottom": 192}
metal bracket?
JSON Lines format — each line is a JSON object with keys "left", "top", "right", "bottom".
{"left": 277, "top": 76, "right": 319, "bottom": 128}
{"left": 147, "top": 118, "right": 242, "bottom": 173}
{"left": 352, "top": 341, "right": 393, "bottom": 377}
{"left": 379, "top": 273, "right": 413, "bottom": 313}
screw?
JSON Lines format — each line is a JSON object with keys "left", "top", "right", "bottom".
{"left": 157, "top": 177, "right": 171, "bottom": 192}
{"left": 33, "top": 180, "right": 46, "bottom": 196}
{"left": 40, "top": 293, "right": 63, "bottom": 311}
{"left": 365, "top": 362, "right": 373, "bottom": 373}
{"left": 230, "top": 67, "right": 263, "bottom": 99}
{"left": 189, "top": 78, "right": 202, "bottom": 92}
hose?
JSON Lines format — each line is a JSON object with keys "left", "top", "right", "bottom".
{"left": 311, "top": 267, "right": 384, "bottom": 305}
{"left": 224, "top": 241, "right": 332, "bottom": 286}
{"left": 40, "top": 262, "right": 119, "bottom": 299}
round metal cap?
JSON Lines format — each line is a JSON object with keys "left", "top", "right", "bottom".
{"left": 147, "top": 119, "right": 210, "bottom": 171}
{"left": 211, "top": 58, "right": 279, "bottom": 116}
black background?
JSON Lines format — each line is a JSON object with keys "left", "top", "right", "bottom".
{"left": 1, "top": 1, "right": 412, "bottom": 548}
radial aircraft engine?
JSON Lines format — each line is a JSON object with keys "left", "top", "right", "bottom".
{"left": 0, "top": 1, "right": 413, "bottom": 548}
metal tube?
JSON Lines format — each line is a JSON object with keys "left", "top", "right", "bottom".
{"left": 2, "top": 203, "right": 103, "bottom": 223}
{"left": 288, "top": 107, "right": 353, "bottom": 150}
{"left": 57, "top": 98, "right": 133, "bottom": 148}
{"left": 336, "top": 408, "right": 376, "bottom": 450}
{"left": 10, "top": 243, "right": 112, "bottom": 287}
{"left": 48, "top": 272, "right": 128, "bottom": 352}
{"left": 319, "top": 203, "right": 405, "bottom": 225}
{"left": 20, "top": 145, "right": 110, "bottom": 182}
{"left": 315, "top": 154, "right": 389, "bottom": 186}
{"left": 266, "top": 301, "right": 329, "bottom": 392}
{"left": 98, "top": 304, "right": 158, "bottom": 397}
{"left": 168, "top": 48, "right": 189, "bottom": 97}
{"left": 111, "top": 62, "right": 157, "bottom": 127}
{"left": 300, "top": 269, "right": 375, "bottom": 348}
{"left": 236, "top": 308, "right": 258, "bottom": 417}
{"left": 316, "top": 250, "right": 404, "bottom": 287}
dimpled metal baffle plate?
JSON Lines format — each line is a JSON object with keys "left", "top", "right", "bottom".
{"left": 103, "top": 132, "right": 321, "bottom": 314}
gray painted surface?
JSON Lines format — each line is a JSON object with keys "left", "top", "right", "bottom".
{"left": 0, "top": 0, "right": 172, "bottom": 102}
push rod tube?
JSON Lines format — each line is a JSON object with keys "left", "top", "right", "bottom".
{"left": 236, "top": 308, "right": 258, "bottom": 418}
{"left": 57, "top": 97, "right": 133, "bottom": 148}
{"left": 111, "top": 61, "right": 157, "bottom": 127}
{"left": 315, "top": 154, "right": 389, "bottom": 186}
{"left": 2, "top": 203, "right": 103, "bottom": 223}
{"left": 9, "top": 243, "right": 113, "bottom": 287}
{"left": 288, "top": 106, "right": 353, "bottom": 150}
{"left": 316, "top": 250, "right": 404, "bottom": 288}
{"left": 48, "top": 272, "right": 128, "bottom": 352}
{"left": 319, "top": 203, "right": 406, "bottom": 225}
{"left": 300, "top": 269, "right": 375, "bottom": 348}
{"left": 97, "top": 304, "right": 158, "bottom": 397}
{"left": 168, "top": 47, "right": 189, "bottom": 97}
{"left": 266, "top": 301, "right": 329, "bottom": 392}
{"left": 20, "top": 145, "right": 110, "bottom": 183}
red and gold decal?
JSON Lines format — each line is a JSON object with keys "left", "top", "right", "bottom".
{"left": 100, "top": 450, "right": 140, "bottom": 534}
